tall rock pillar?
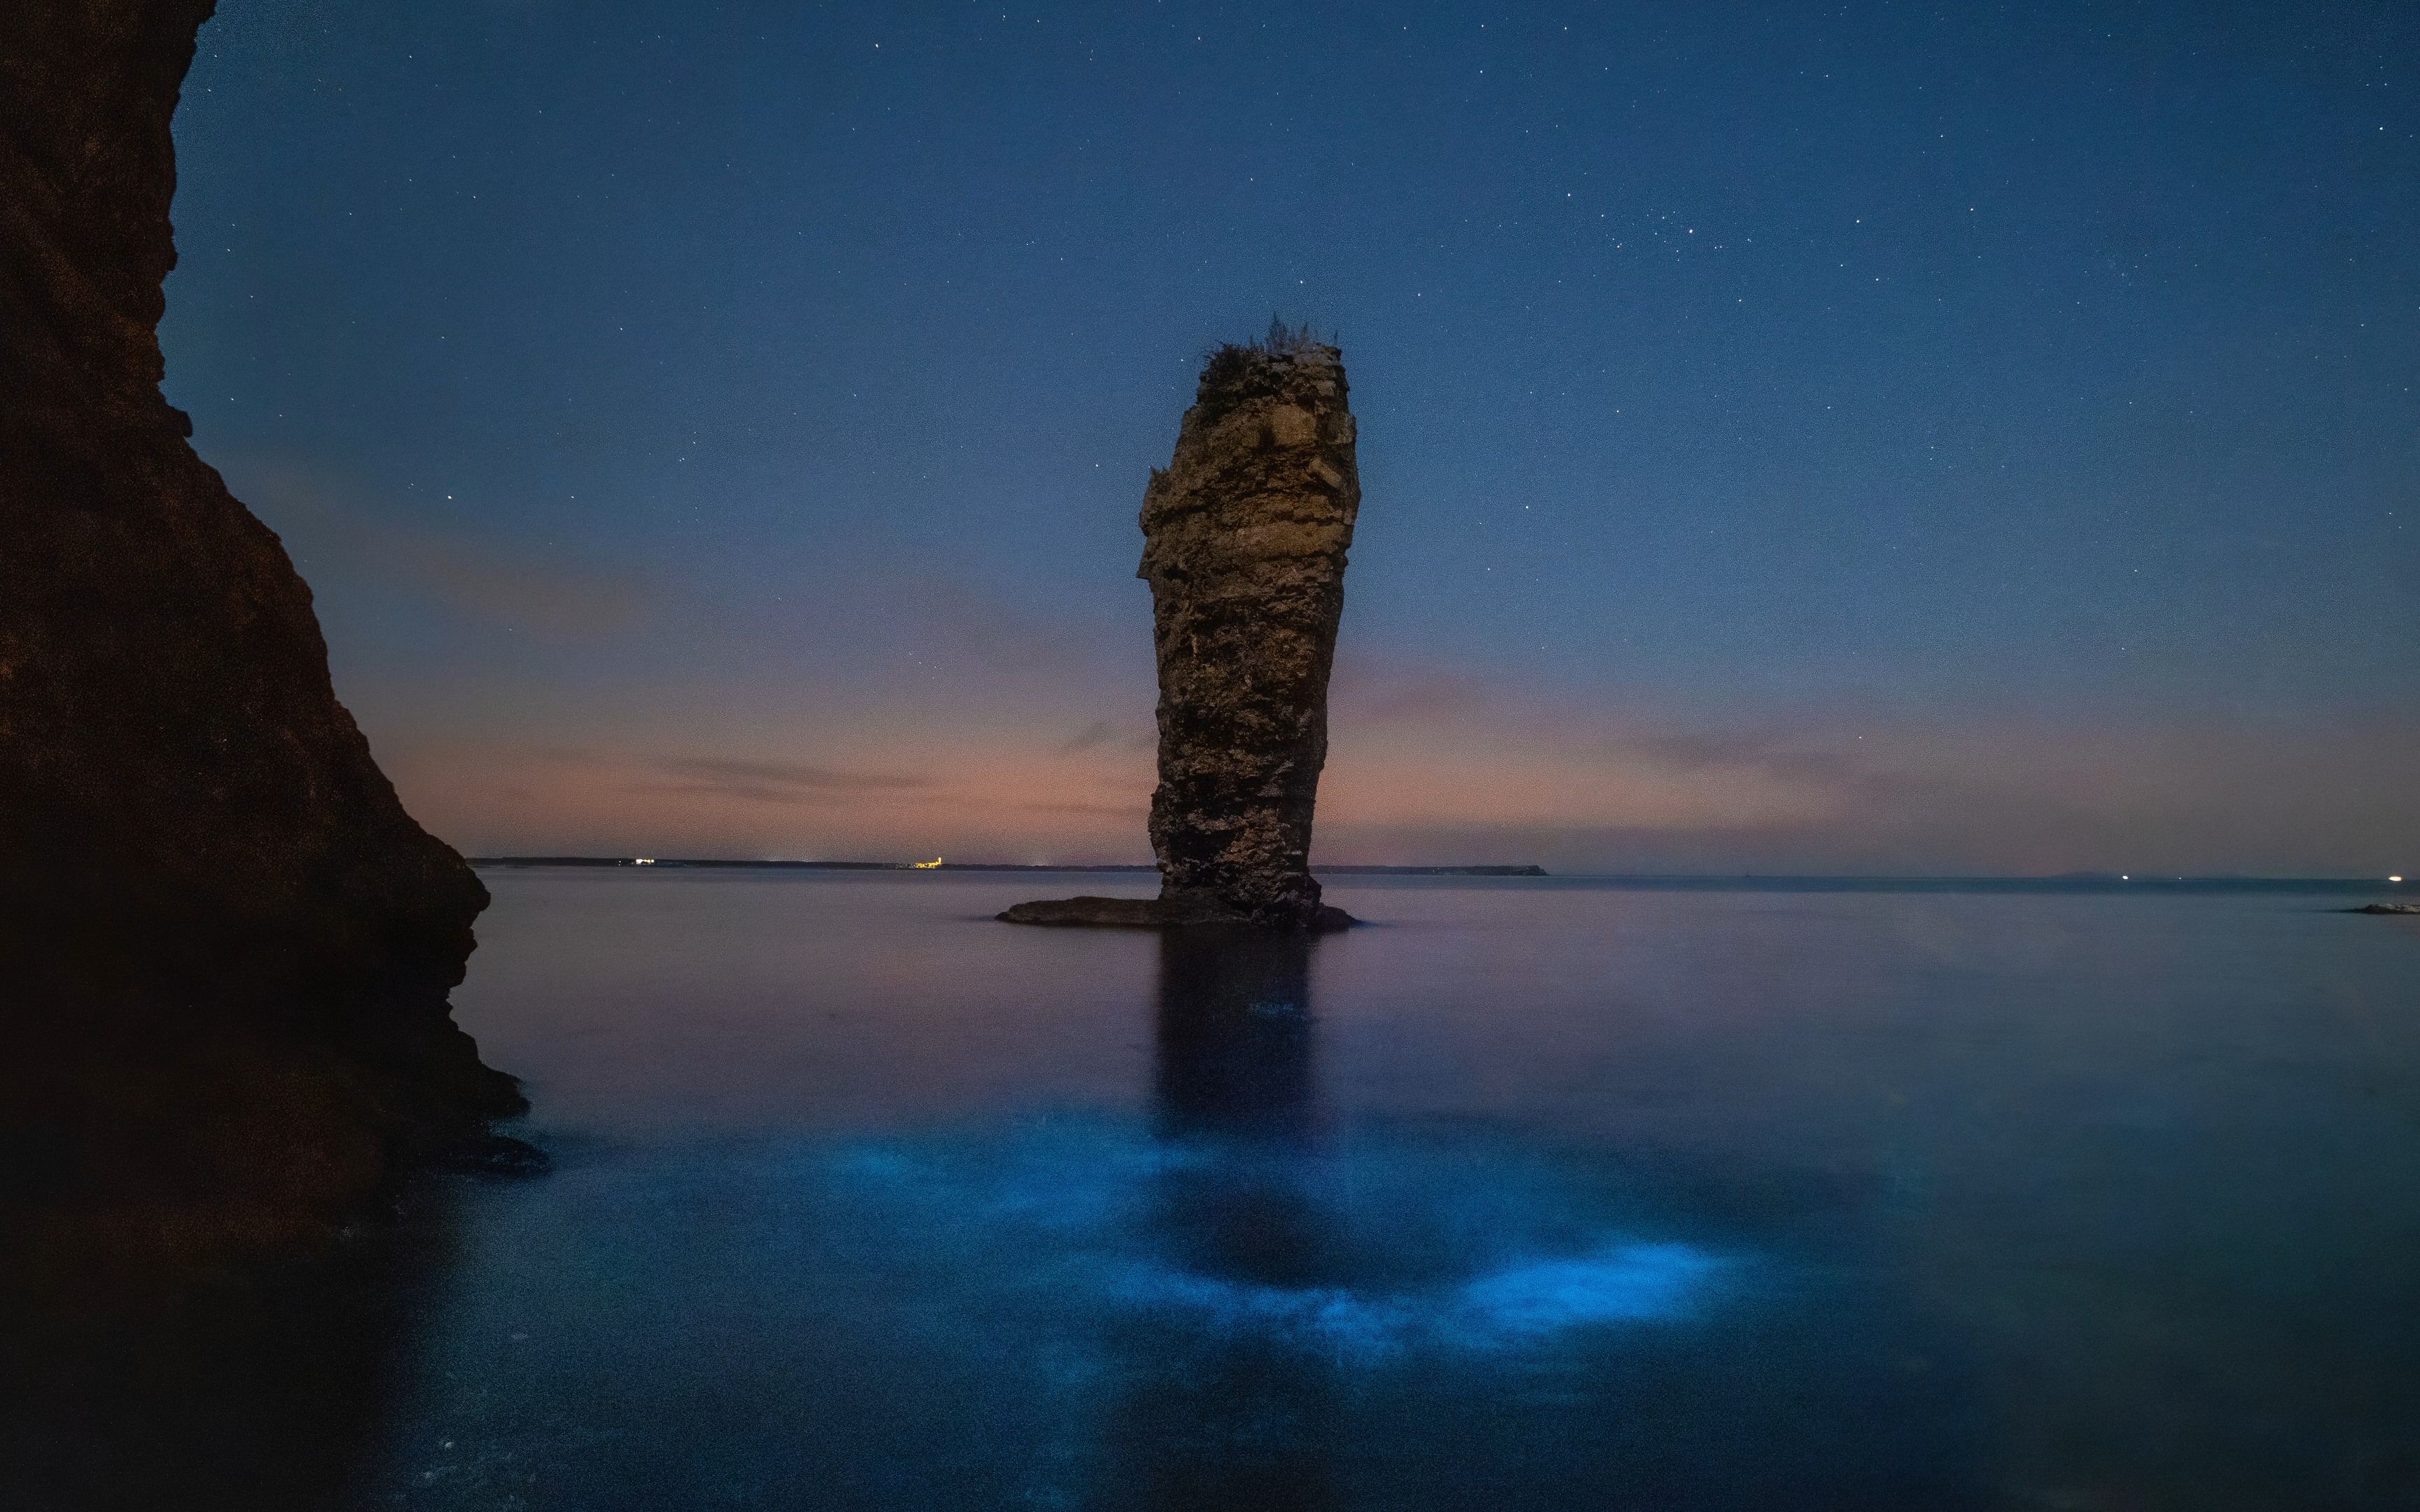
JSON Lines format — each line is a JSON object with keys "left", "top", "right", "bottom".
{"left": 1001, "top": 326, "right": 1360, "bottom": 932}
{"left": 1140, "top": 333, "right": 1360, "bottom": 928}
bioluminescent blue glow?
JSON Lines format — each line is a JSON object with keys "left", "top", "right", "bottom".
{"left": 329, "top": 869, "right": 2420, "bottom": 1509}
{"left": 808, "top": 1116, "right": 1732, "bottom": 1362}
{"left": 1116, "top": 1239, "right": 1724, "bottom": 1358}
{"left": 1451, "top": 1241, "right": 1723, "bottom": 1339}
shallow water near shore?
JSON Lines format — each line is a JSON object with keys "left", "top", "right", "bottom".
{"left": 24, "top": 871, "right": 2420, "bottom": 1508}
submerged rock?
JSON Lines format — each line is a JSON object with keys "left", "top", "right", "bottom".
{"left": 1006, "top": 324, "right": 1361, "bottom": 932}
{"left": 1, "top": 0, "right": 524, "bottom": 1275}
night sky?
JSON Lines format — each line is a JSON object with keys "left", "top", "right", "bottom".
{"left": 165, "top": 1, "right": 2416, "bottom": 874}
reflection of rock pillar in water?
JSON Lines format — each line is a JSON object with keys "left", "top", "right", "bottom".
{"left": 1153, "top": 929, "right": 1319, "bottom": 1147}
{"left": 1152, "top": 930, "right": 1329, "bottom": 1290}
{"left": 1140, "top": 332, "right": 1361, "bottom": 931}
{"left": 1099, "top": 929, "right": 1339, "bottom": 1510}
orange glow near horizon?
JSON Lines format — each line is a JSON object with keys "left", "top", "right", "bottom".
{"left": 373, "top": 687, "right": 2418, "bottom": 878}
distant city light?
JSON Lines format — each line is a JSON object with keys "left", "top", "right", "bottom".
{"left": 634, "top": 857, "right": 655, "bottom": 866}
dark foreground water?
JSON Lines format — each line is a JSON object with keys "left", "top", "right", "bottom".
{"left": 21, "top": 872, "right": 2420, "bottom": 1509}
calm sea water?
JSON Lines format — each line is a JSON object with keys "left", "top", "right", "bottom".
{"left": 36, "top": 872, "right": 2420, "bottom": 1508}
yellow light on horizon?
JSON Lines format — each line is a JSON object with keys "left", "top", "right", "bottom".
{"left": 911, "top": 856, "right": 945, "bottom": 869}
{"left": 2393, "top": 876, "right": 2406, "bottom": 884}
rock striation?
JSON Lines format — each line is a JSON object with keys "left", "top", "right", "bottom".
{"left": 1, "top": 0, "right": 525, "bottom": 1278}
{"left": 1004, "top": 325, "right": 1358, "bottom": 931}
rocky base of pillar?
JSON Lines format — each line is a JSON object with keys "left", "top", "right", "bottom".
{"left": 997, "top": 895, "right": 1356, "bottom": 932}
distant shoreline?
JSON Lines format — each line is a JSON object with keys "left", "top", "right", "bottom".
{"left": 467, "top": 858, "right": 1549, "bottom": 877}
{"left": 462, "top": 859, "right": 2406, "bottom": 894}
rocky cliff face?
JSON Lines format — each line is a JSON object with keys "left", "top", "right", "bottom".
{"left": 1003, "top": 328, "right": 1359, "bottom": 931}
{"left": 1, "top": 0, "right": 523, "bottom": 1276}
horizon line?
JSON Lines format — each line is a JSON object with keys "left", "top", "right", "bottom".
{"left": 464, "top": 856, "right": 2410, "bottom": 888}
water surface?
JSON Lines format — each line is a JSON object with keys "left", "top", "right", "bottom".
{"left": 51, "top": 872, "right": 2420, "bottom": 1508}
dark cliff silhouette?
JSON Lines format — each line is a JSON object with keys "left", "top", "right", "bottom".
{"left": 1004, "top": 323, "right": 1360, "bottom": 931}
{"left": 0, "top": 0, "right": 522, "bottom": 1279}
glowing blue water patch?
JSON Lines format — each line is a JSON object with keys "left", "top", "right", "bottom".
{"left": 807, "top": 1117, "right": 1733, "bottom": 1361}
{"left": 1108, "top": 1268, "right": 1405, "bottom": 1352}
{"left": 821, "top": 1121, "right": 1207, "bottom": 1233}
{"left": 1115, "top": 1240, "right": 1723, "bottom": 1356}
{"left": 1451, "top": 1241, "right": 1720, "bottom": 1338}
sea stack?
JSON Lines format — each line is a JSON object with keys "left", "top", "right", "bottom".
{"left": 1, "top": 0, "right": 526, "bottom": 1275}
{"left": 1004, "top": 323, "right": 1358, "bottom": 931}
